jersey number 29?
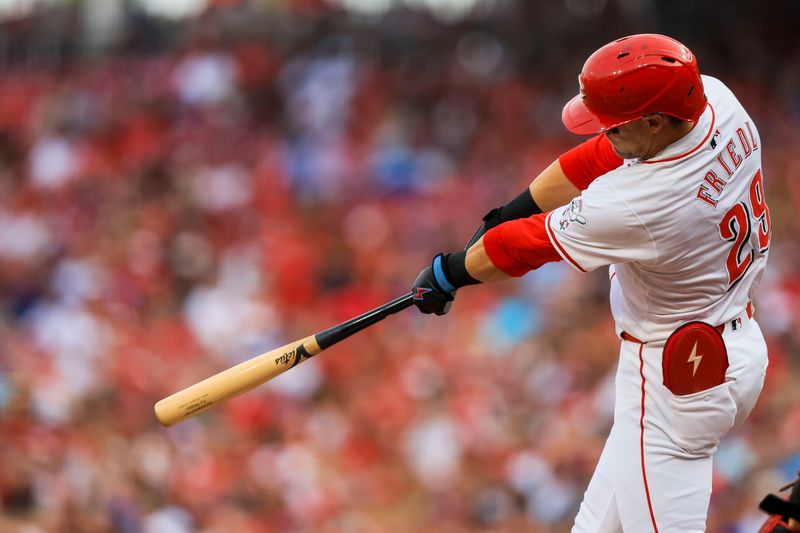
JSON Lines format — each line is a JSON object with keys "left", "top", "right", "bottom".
{"left": 718, "top": 170, "right": 771, "bottom": 290}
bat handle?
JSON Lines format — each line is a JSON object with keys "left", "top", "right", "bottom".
{"left": 315, "top": 292, "right": 415, "bottom": 349}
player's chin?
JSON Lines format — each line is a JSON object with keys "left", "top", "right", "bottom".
{"left": 611, "top": 146, "right": 637, "bottom": 159}
{"left": 606, "top": 141, "right": 628, "bottom": 158}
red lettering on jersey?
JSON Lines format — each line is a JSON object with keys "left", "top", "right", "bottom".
{"left": 715, "top": 154, "right": 733, "bottom": 177}
{"left": 719, "top": 202, "right": 754, "bottom": 288}
{"left": 718, "top": 170, "right": 768, "bottom": 290}
{"left": 726, "top": 139, "right": 743, "bottom": 169}
{"left": 748, "top": 170, "right": 771, "bottom": 251}
{"left": 736, "top": 128, "right": 752, "bottom": 157}
{"left": 703, "top": 170, "right": 726, "bottom": 193}
{"left": 745, "top": 121, "right": 758, "bottom": 150}
{"left": 696, "top": 184, "right": 718, "bottom": 207}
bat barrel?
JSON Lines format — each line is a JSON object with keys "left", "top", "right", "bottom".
{"left": 154, "top": 335, "right": 319, "bottom": 426}
{"left": 154, "top": 293, "right": 415, "bottom": 427}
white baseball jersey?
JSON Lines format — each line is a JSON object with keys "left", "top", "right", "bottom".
{"left": 546, "top": 75, "right": 770, "bottom": 342}
{"left": 539, "top": 75, "right": 772, "bottom": 532}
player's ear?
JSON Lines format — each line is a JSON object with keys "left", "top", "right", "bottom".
{"left": 643, "top": 114, "right": 666, "bottom": 132}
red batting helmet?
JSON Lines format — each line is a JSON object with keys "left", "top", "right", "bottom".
{"left": 562, "top": 34, "right": 707, "bottom": 135}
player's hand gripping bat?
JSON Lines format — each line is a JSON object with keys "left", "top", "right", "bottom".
{"left": 154, "top": 293, "right": 414, "bottom": 427}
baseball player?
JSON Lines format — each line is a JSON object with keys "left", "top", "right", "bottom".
{"left": 411, "top": 34, "right": 770, "bottom": 532}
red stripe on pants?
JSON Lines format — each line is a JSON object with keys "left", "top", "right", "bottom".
{"left": 639, "top": 343, "right": 660, "bottom": 532}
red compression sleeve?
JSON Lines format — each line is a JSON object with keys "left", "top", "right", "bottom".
{"left": 558, "top": 134, "right": 623, "bottom": 190}
{"left": 483, "top": 213, "right": 562, "bottom": 277}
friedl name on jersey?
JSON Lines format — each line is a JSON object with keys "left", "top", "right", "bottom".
{"left": 696, "top": 121, "right": 758, "bottom": 207}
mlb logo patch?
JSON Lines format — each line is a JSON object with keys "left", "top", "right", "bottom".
{"left": 731, "top": 317, "right": 743, "bottom": 331}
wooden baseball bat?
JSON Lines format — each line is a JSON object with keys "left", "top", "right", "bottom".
{"left": 154, "top": 292, "right": 415, "bottom": 427}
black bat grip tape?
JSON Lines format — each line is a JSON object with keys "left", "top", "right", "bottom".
{"left": 315, "top": 293, "right": 415, "bottom": 350}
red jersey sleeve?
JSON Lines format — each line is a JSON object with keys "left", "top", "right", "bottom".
{"left": 558, "top": 134, "right": 623, "bottom": 190}
{"left": 483, "top": 213, "right": 562, "bottom": 277}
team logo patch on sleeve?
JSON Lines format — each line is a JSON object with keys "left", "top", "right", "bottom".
{"left": 559, "top": 198, "right": 588, "bottom": 230}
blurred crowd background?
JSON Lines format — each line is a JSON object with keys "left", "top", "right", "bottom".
{"left": 0, "top": 0, "right": 798, "bottom": 531}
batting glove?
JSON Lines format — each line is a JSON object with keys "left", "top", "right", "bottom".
{"left": 412, "top": 252, "right": 480, "bottom": 315}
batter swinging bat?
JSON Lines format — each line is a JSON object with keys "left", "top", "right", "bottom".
{"left": 154, "top": 292, "right": 415, "bottom": 427}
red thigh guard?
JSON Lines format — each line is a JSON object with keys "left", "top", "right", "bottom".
{"left": 662, "top": 321, "right": 728, "bottom": 396}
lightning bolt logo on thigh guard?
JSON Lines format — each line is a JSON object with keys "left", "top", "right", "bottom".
{"left": 687, "top": 341, "right": 703, "bottom": 377}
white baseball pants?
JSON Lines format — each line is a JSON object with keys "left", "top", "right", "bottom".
{"left": 572, "top": 313, "right": 768, "bottom": 532}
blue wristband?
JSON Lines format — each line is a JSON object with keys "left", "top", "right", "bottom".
{"left": 432, "top": 254, "right": 457, "bottom": 293}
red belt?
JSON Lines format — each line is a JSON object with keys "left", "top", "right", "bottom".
{"left": 621, "top": 302, "right": 753, "bottom": 344}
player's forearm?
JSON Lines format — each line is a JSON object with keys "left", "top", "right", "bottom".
{"left": 465, "top": 237, "right": 513, "bottom": 283}
{"left": 528, "top": 160, "right": 580, "bottom": 212}
{"left": 412, "top": 210, "right": 564, "bottom": 315}
{"left": 483, "top": 161, "right": 577, "bottom": 229}
{"left": 464, "top": 209, "right": 565, "bottom": 283}
{"left": 466, "top": 160, "right": 577, "bottom": 249}
{"left": 478, "top": 134, "right": 619, "bottom": 240}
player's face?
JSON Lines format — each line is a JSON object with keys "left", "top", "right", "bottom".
{"left": 603, "top": 118, "right": 655, "bottom": 160}
{"left": 603, "top": 114, "right": 688, "bottom": 160}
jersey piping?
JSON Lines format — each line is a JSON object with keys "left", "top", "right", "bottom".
{"left": 643, "top": 103, "right": 715, "bottom": 164}
{"left": 544, "top": 211, "right": 587, "bottom": 272}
